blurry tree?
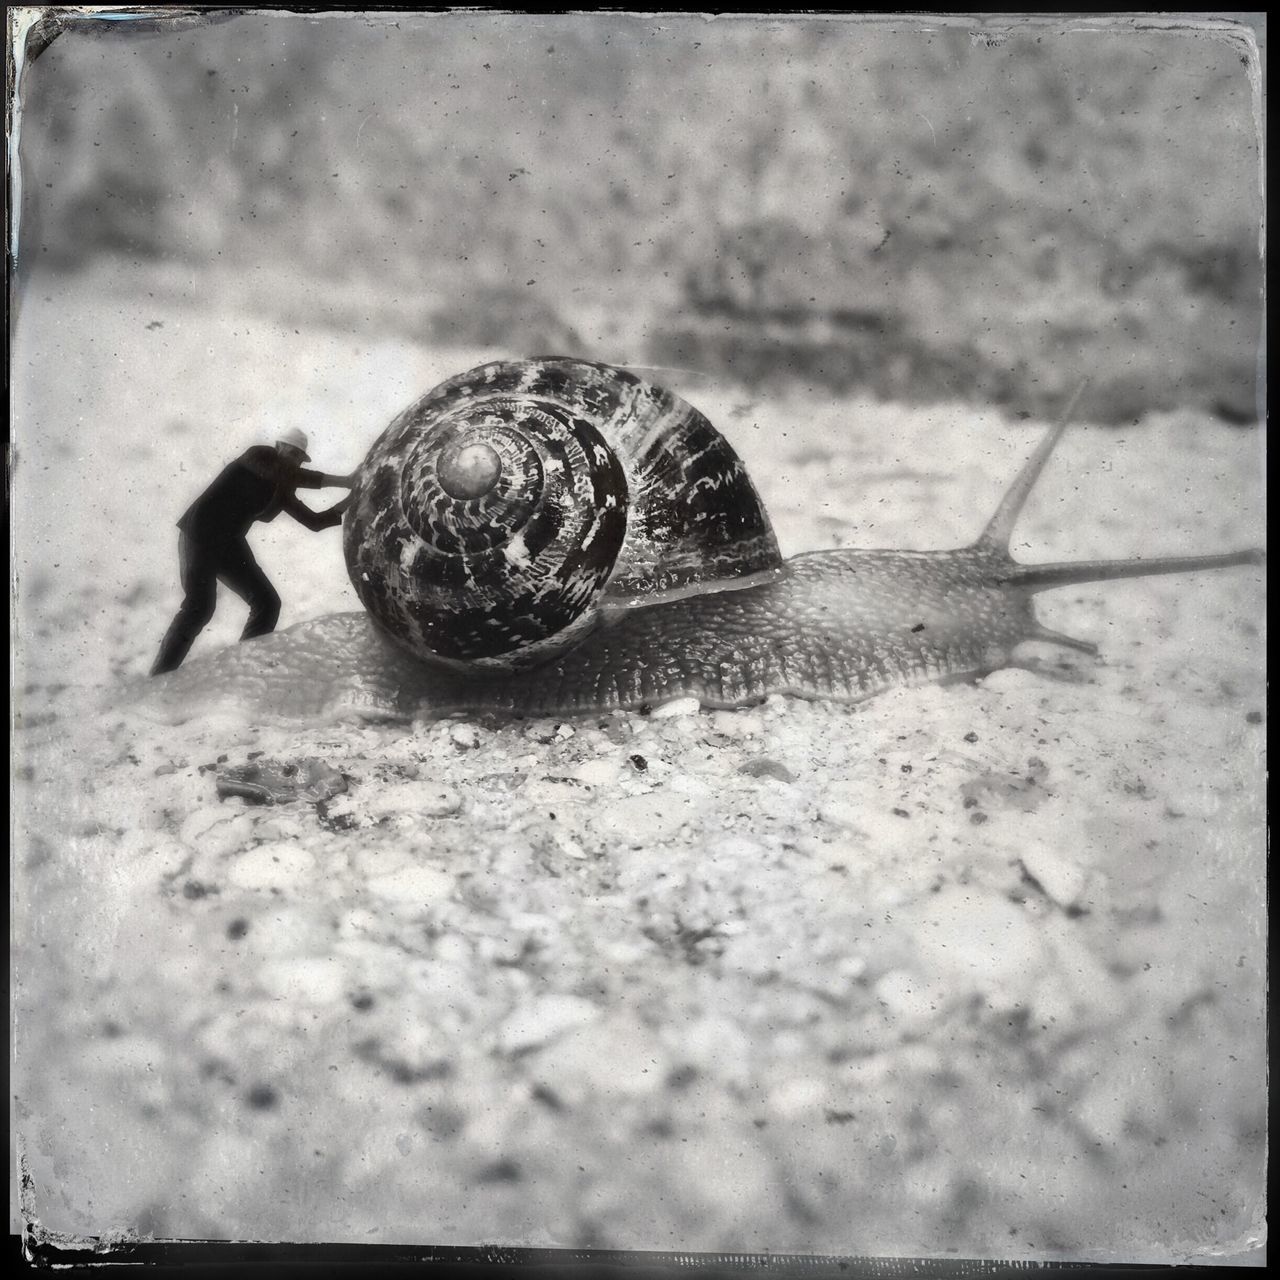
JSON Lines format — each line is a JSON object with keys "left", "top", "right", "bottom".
{"left": 15, "top": 13, "right": 1261, "bottom": 420}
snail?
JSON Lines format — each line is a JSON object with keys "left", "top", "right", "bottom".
{"left": 151, "top": 357, "right": 1263, "bottom": 721}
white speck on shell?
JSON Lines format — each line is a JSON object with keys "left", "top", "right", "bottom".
{"left": 502, "top": 531, "right": 532, "bottom": 569}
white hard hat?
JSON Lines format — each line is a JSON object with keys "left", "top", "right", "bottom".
{"left": 275, "top": 428, "right": 311, "bottom": 461}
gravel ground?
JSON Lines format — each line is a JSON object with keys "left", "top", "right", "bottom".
{"left": 11, "top": 271, "right": 1267, "bottom": 1261}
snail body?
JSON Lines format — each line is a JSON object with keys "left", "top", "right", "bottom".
{"left": 151, "top": 358, "right": 1263, "bottom": 721}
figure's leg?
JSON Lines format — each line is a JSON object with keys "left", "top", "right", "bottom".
{"left": 150, "top": 536, "right": 218, "bottom": 675}
{"left": 217, "top": 539, "right": 282, "bottom": 641}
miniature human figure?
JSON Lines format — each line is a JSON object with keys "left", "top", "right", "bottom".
{"left": 150, "top": 428, "right": 355, "bottom": 675}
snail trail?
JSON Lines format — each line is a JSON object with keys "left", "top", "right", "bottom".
{"left": 137, "top": 360, "right": 1264, "bottom": 724}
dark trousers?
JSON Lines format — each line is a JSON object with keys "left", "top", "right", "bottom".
{"left": 150, "top": 533, "right": 282, "bottom": 675}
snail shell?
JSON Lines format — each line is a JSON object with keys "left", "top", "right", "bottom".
{"left": 343, "top": 358, "right": 782, "bottom": 671}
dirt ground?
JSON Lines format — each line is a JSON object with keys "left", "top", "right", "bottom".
{"left": 11, "top": 268, "right": 1266, "bottom": 1262}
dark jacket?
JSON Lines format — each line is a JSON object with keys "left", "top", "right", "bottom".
{"left": 177, "top": 445, "right": 340, "bottom": 544}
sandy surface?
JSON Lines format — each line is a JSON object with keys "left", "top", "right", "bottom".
{"left": 11, "top": 271, "right": 1267, "bottom": 1261}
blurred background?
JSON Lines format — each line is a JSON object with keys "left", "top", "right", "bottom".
{"left": 13, "top": 10, "right": 1265, "bottom": 424}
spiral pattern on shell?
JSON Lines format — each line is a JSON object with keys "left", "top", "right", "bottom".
{"left": 343, "top": 358, "right": 783, "bottom": 670}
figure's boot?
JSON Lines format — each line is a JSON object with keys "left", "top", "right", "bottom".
{"left": 240, "top": 589, "right": 281, "bottom": 642}
{"left": 150, "top": 619, "right": 201, "bottom": 676}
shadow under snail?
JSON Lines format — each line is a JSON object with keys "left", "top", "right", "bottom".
{"left": 153, "top": 357, "right": 1264, "bottom": 721}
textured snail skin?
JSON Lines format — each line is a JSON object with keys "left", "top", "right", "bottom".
{"left": 142, "top": 363, "right": 1264, "bottom": 722}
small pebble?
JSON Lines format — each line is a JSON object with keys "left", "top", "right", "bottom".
{"left": 710, "top": 710, "right": 764, "bottom": 738}
{"left": 979, "top": 667, "right": 1043, "bottom": 695}
{"left": 649, "top": 696, "right": 701, "bottom": 720}
{"left": 553, "top": 832, "right": 589, "bottom": 860}
{"left": 738, "top": 758, "right": 797, "bottom": 784}
{"left": 368, "top": 782, "right": 463, "bottom": 819}
{"left": 227, "top": 841, "right": 317, "bottom": 892}
{"left": 367, "top": 863, "right": 455, "bottom": 905}
{"left": 524, "top": 778, "right": 590, "bottom": 810}
{"left": 245, "top": 1084, "right": 279, "bottom": 1111}
{"left": 450, "top": 724, "right": 480, "bottom": 750}
{"left": 819, "top": 799, "right": 864, "bottom": 833}
{"left": 523, "top": 720, "right": 574, "bottom": 743}
{"left": 216, "top": 757, "right": 346, "bottom": 805}
{"left": 904, "top": 886, "right": 1048, "bottom": 994}
{"left": 350, "top": 840, "right": 420, "bottom": 880}
{"left": 180, "top": 810, "right": 254, "bottom": 859}
{"left": 1077, "top": 1088, "right": 1130, "bottom": 1145}
{"left": 258, "top": 956, "right": 350, "bottom": 1004}
{"left": 572, "top": 758, "right": 621, "bottom": 787}
{"left": 179, "top": 806, "right": 231, "bottom": 848}
{"left": 497, "top": 994, "right": 600, "bottom": 1054}
{"left": 769, "top": 1076, "right": 831, "bottom": 1118}
{"left": 316, "top": 794, "right": 373, "bottom": 831}
{"left": 594, "top": 793, "right": 692, "bottom": 846}
{"left": 875, "top": 969, "right": 945, "bottom": 1027}
{"left": 476, "top": 772, "right": 523, "bottom": 794}
{"left": 1165, "top": 787, "right": 1219, "bottom": 820}
{"left": 534, "top": 1015, "right": 667, "bottom": 1098}
{"left": 84, "top": 1034, "right": 168, "bottom": 1075}
{"left": 1019, "top": 847, "right": 1088, "bottom": 909}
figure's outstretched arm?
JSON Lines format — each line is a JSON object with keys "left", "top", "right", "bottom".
{"left": 295, "top": 467, "right": 357, "bottom": 491}
{"left": 282, "top": 492, "right": 351, "bottom": 531}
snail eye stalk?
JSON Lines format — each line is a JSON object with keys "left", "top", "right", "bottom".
{"left": 438, "top": 442, "right": 502, "bottom": 500}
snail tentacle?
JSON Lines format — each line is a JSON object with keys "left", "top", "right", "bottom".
{"left": 974, "top": 379, "right": 1088, "bottom": 552}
